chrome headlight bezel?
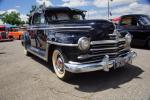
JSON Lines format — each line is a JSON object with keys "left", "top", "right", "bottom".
{"left": 78, "top": 37, "right": 90, "bottom": 51}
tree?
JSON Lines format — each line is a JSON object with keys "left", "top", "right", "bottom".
{"left": 1, "top": 11, "right": 24, "bottom": 25}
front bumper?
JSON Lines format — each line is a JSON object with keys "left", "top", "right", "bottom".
{"left": 64, "top": 51, "right": 137, "bottom": 73}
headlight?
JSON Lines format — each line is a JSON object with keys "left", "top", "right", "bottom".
{"left": 78, "top": 37, "right": 90, "bottom": 50}
{"left": 125, "top": 33, "right": 132, "bottom": 44}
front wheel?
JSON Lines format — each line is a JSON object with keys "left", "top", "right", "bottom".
{"left": 52, "top": 48, "right": 72, "bottom": 81}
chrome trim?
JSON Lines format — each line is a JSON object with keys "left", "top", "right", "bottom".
{"left": 64, "top": 51, "right": 137, "bottom": 73}
{"left": 93, "top": 48, "right": 128, "bottom": 55}
{"left": 74, "top": 51, "right": 129, "bottom": 64}
{"left": 29, "top": 26, "right": 93, "bottom": 30}
{"left": 90, "top": 47, "right": 118, "bottom": 51}
{"left": 47, "top": 41, "right": 78, "bottom": 47}
{"left": 91, "top": 38, "right": 126, "bottom": 45}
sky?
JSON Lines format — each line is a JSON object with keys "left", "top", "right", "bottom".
{"left": 0, "top": 0, "right": 150, "bottom": 21}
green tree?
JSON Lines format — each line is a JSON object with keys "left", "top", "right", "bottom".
{"left": 1, "top": 11, "right": 24, "bottom": 25}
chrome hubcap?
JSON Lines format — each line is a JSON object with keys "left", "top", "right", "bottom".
{"left": 55, "top": 56, "right": 64, "bottom": 74}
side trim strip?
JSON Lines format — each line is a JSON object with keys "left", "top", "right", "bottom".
{"left": 47, "top": 41, "right": 78, "bottom": 47}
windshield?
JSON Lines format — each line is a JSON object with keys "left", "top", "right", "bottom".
{"left": 139, "top": 15, "right": 150, "bottom": 25}
{"left": 45, "top": 12, "right": 84, "bottom": 23}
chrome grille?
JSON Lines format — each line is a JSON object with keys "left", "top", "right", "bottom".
{"left": 78, "top": 38, "right": 130, "bottom": 64}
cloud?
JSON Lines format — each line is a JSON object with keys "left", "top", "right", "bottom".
{"left": 0, "top": 10, "right": 5, "bottom": 14}
{"left": 0, "top": 9, "right": 19, "bottom": 14}
{"left": 36, "top": 0, "right": 53, "bottom": 7}
{"left": 62, "top": 0, "right": 90, "bottom": 7}
{"left": 15, "top": 6, "right": 20, "bottom": 8}
{"left": 0, "top": 9, "right": 28, "bottom": 22}
{"left": 86, "top": 9, "right": 108, "bottom": 19}
{"left": 20, "top": 14, "right": 28, "bottom": 22}
{"left": 6, "top": 9, "right": 18, "bottom": 14}
{"left": 111, "top": 2, "right": 150, "bottom": 17}
{"left": 93, "top": 0, "right": 136, "bottom": 8}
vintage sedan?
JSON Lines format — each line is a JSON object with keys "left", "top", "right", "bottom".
{"left": 22, "top": 7, "right": 137, "bottom": 80}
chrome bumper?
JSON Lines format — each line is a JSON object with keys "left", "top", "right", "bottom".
{"left": 64, "top": 51, "right": 137, "bottom": 73}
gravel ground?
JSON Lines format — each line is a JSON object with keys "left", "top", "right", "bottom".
{"left": 0, "top": 40, "right": 150, "bottom": 100}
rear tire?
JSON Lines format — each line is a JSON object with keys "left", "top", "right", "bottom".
{"left": 52, "top": 48, "right": 72, "bottom": 81}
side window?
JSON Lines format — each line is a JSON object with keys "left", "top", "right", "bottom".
{"left": 29, "top": 16, "right": 32, "bottom": 25}
{"left": 120, "top": 17, "right": 138, "bottom": 26}
{"left": 32, "top": 13, "right": 41, "bottom": 25}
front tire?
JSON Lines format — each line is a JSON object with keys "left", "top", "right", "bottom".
{"left": 52, "top": 48, "right": 72, "bottom": 81}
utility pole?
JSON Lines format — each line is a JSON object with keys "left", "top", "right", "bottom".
{"left": 108, "top": 0, "right": 110, "bottom": 20}
{"left": 108, "top": 0, "right": 113, "bottom": 20}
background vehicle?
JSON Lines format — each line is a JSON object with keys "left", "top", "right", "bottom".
{"left": 113, "top": 14, "right": 150, "bottom": 48}
{"left": 0, "top": 25, "right": 13, "bottom": 42}
{"left": 22, "top": 7, "right": 137, "bottom": 81}
{"left": 8, "top": 26, "right": 24, "bottom": 40}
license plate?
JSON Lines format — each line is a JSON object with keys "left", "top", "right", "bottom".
{"left": 115, "top": 57, "right": 126, "bottom": 68}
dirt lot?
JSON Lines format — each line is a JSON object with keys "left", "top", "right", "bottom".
{"left": 0, "top": 40, "right": 150, "bottom": 100}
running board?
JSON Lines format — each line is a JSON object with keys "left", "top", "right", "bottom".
{"left": 27, "top": 47, "right": 47, "bottom": 61}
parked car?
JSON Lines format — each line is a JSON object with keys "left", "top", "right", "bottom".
{"left": 113, "top": 14, "right": 150, "bottom": 48}
{"left": 8, "top": 27, "right": 24, "bottom": 40}
{"left": 22, "top": 7, "right": 137, "bottom": 80}
{"left": 0, "top": 25, "right": 13, "bottom": 42}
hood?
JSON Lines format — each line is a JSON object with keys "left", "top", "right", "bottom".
{"left": 50, "top": 20, "right": 115, "bottom": 40}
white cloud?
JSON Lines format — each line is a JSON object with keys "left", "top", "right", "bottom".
{"left": 20, "top": 14, "right": 28, "bottom": 22}
{"left": 5, "top": 9, "right": 18, "bottom": 14}
{"left": 0, "top": 9, "right": 28, "bottom": 22}
{"left": 62, "top": 0, "right": 90, "bottom": 7}
{"left": 0, "top": 9, "right": 19, "bottom": 14}
{"left": 15, "top": 6, "right": 20, "bottom": 8}
{"left": 112, "top": 2, "right": 150, "bottom": 17}
{"left": 36, "top": 0, "right": 53, "bottom": 7}
{"left": 93, "top": 0, "right": 137, "bottom": 8}
{"left": 0, "top": 10, "right": 5, "bottom": 14}
{"left": 86, "top": 10, "right": 108, "bottom": 19}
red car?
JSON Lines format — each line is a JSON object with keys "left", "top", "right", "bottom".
{"left": 0, "top": 25, "right": 13, "bottom": 42}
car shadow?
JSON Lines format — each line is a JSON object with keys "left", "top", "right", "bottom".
{"left": 29, "top": 54, "right": 144, "bottom": 93}
{"left": 67, "top": 64, "right": 144, "bottom": 92}
{"left": 0, "top": 51, "right": 6, "bottom": 54}
{"left": 28, "top": 54, "right": 55, "bottom": 73}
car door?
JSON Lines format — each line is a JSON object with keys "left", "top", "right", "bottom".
{"left": 119, "top": 16, "right": 143, "bottom": 46}
{"left": 36, "top": 14, "right": 47, "bottom": 51}
{"left": 28, "top": 13, "right": 40, "bottom": 48}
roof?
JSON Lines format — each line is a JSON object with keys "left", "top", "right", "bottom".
{"left": 121, "top": 14, "right": 148, "bottom": 17}
{"left": 44, "top": 7, "right": 86, "bottom": 13}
